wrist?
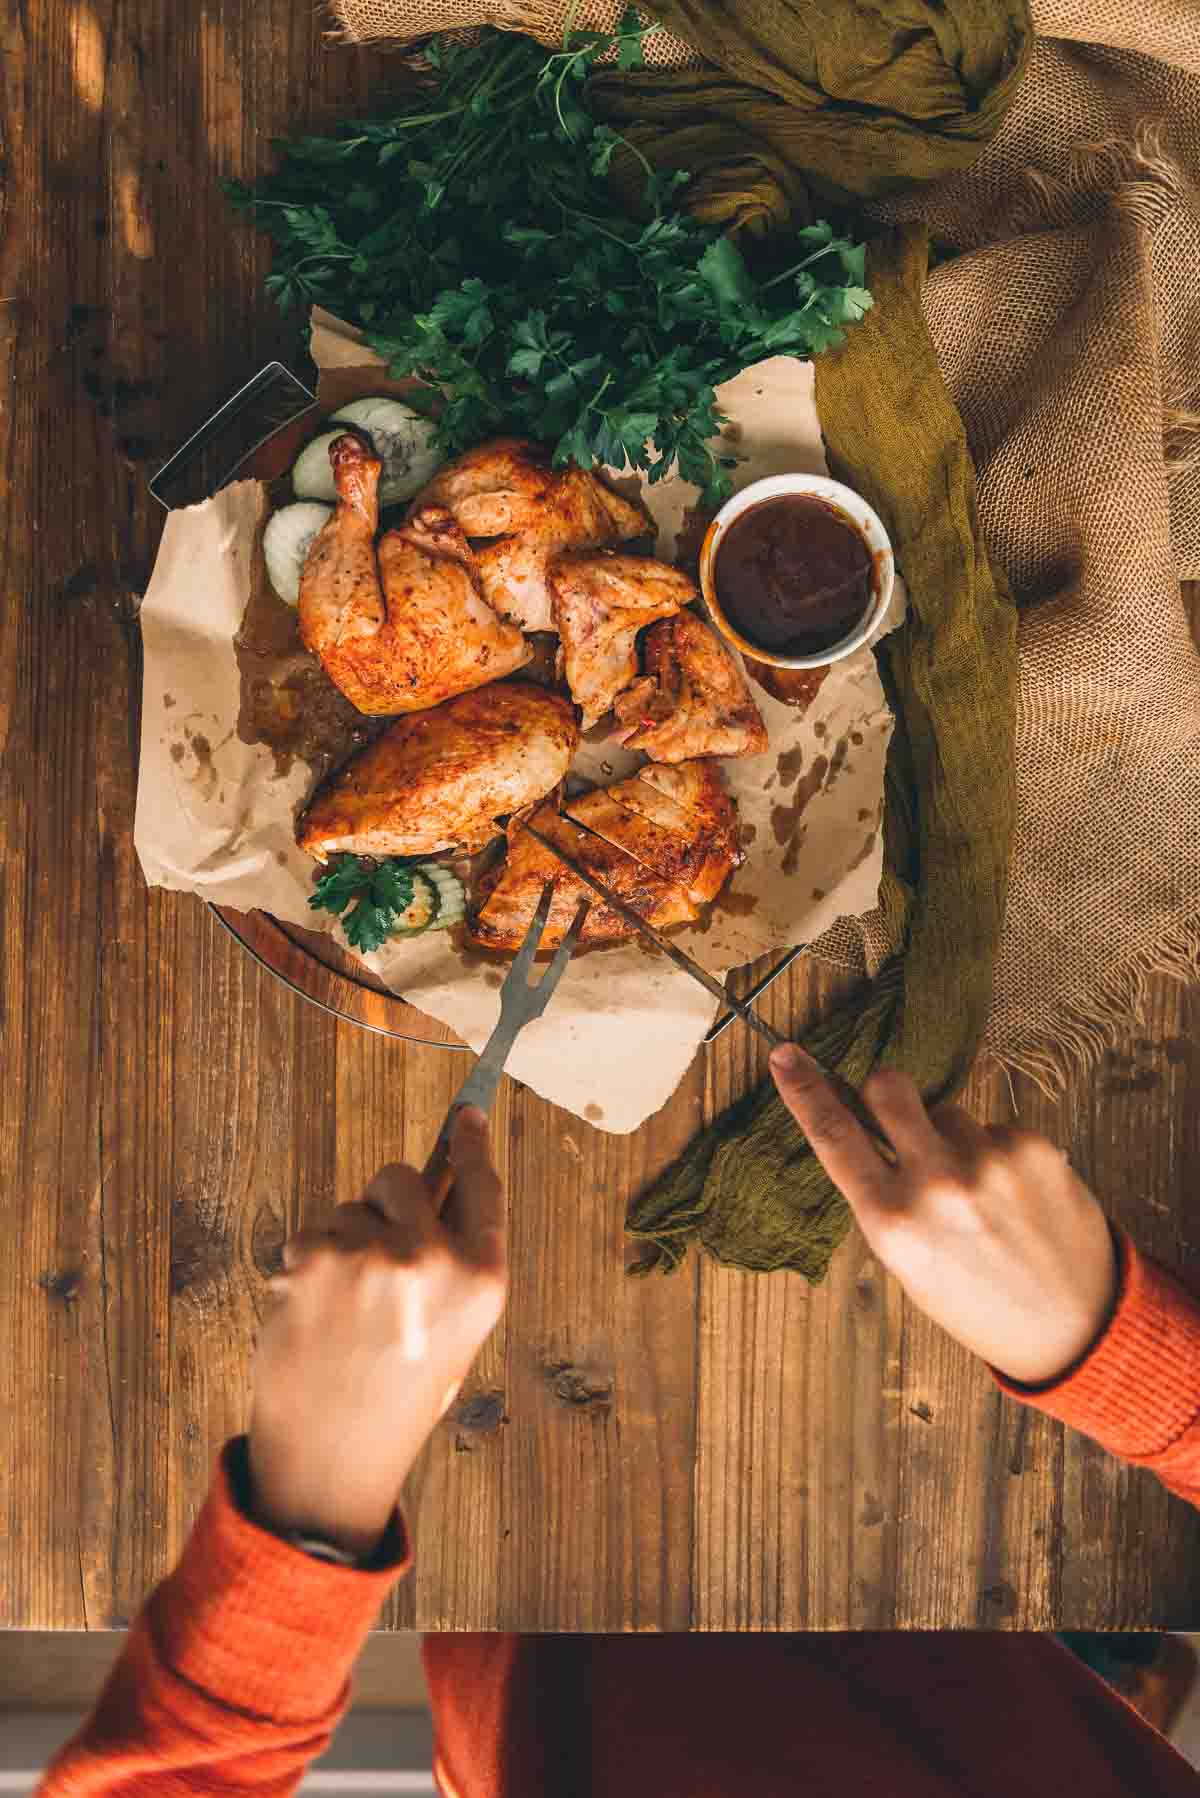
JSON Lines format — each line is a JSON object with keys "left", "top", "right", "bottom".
{"left": 997, "top": 1222, "right": 1121, "bottom": 1390}
{"left": 246, "top": 1441, "right": 399, "bottom": 1564}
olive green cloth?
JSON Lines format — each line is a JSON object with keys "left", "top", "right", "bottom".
{"left": 621, "top": 77, "right": 1022, "bottom": 1271}
{"left": 593, "top": 0, "right": 1031, "bottom": 233}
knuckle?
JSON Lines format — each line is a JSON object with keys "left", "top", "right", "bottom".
{"left": 468, "top": 1262, "right": 508, "bottom": 1305}
{"left": 920, "top": 1169, "right": 979, "bottom": 1217}
{"left": 863, "top": 1069, "right": 917, "bottom": 1105}
{"left": 803, "top": 1095, "right": 856, "bottom": 1147}
{"left": 988, "top": 1124, "right": 1054, "bottom": 1166}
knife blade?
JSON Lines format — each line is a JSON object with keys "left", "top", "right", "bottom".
{"left": 519, "top": 818, "right": 784, "bottom": 1049}
{"left": 518, "top": 816, "right": 898, "bottom": 1166}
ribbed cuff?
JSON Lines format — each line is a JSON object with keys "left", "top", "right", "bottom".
{"left": 993, "top": 1228, "right": 1200, "bottom": 1466}
{"left": 152, "top": 1437, "right": 412, "bottom": 1724}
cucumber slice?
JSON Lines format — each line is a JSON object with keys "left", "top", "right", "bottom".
{"left": 388, "top": 869, "right": 440, "bottom": 937}
{"left": 263, "top": 501, "right": 333, "bottom": 606}
{"left": 292, "top": 430, "right": 347, "bottom": 503}
{"left": 420, "top": 864, "right": 467, "bottom": 929}
{"left": 327, "top": 397, "right": 441, "bottom": 505}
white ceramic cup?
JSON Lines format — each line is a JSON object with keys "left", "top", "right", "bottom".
{"left": 698, "top": 472, "right": 895, "bottom": 669}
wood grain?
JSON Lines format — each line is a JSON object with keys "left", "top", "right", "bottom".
{"left": 4, "top": 0, "right": 1200, "bottom": 1632}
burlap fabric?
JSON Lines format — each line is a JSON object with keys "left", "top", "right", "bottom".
{"left": 865, "top": 5, "right": 1200, "bottom": 1085}
{"left": 331, "top": 1, "right": 702, "bottom": 65}
{"left": 332, "top": 0, "right": 1200, "bottom": 1106}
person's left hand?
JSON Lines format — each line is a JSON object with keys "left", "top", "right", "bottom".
{"left": 247, "top": 1107, "right": 506, "bottom": 1561}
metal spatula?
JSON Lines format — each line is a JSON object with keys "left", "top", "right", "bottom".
{"left": 423, "top": 882, "right": 590, "bottom": 1208}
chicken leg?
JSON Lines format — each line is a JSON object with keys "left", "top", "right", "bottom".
{"left": 298, "top": 433, "right": 531, "bottom": 715}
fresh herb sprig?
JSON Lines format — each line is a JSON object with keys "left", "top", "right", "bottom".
{"left": 309, "top": 854, "right": 418, "bottom": 953}
{"left": 227, "top": 11, "right": 872, "bottom": 504}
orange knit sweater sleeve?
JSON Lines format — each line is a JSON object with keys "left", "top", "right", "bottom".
{"left": 993, "top": 1225, "right": 1200, "bottom": 1507}
{"left": 38, "top": 1229, "right": 1200, "bottom": 1794}
{"left": 37, "top": 1438, "right": 411, "bottom": 1796}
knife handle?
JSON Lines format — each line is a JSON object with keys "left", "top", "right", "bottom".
{"left": 423, "top": 1129, "right": 457, "bottom": 1212}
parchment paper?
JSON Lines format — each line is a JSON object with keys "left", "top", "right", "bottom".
{"left": 134, "top": 310, "right": 904, "bottom": 1132}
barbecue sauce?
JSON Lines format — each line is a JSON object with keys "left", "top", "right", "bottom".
{"left": 714, "top": 494, "right": 874, "bottom": 658}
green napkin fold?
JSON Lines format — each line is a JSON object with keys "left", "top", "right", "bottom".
{"left": 628, "top": 224, "right": 1018, "bottom": 1275}
{"left": 594, "top": 0, "right": 1031, "bottom": 229}
{"left": 603, "top": 0, "right": 1025, "bottom": 1279}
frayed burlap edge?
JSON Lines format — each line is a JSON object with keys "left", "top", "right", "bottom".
{"left": 890, "top": 123, "right": 1200, "bottom": 1100}
{"left": 975, "top": 122, "right": 1200, "bottom": 477}
{"left": 983, "top": 913, "right": 1200, "bottom": 1097}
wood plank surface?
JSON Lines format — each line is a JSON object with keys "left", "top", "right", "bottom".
{"left": 3, "top": 0, "right": 1200, "bottom": 1634}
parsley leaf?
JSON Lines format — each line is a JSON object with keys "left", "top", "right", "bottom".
{"left": 308, "top": 855, "right": 417, "bottom": 953}
{"left": 308, "top": 855, "right": 375, "bottom": 916}
{"left": 228, "top": 21, "right": 872, "bottom": 505}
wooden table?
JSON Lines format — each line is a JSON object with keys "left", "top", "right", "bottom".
{"left": 5, "top": 3, "right": 1200, "bottom": 1633}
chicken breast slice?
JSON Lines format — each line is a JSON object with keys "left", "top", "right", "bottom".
{"left": 470, "top": 803, "right": 698, "bottom": 952}
{"left": 297, "top": 681, "right": 578, "bottom": 862}
{"left": 561, "top": 788, "right": 734, "bottom": 908}
{"left": 613, "top": 608, "right": 768, "bottom": 761}
{"left": 548, "top": 552, "right": 695, "bottom": 728}
{"left": 298, "top": 433, "right": 530, "bottom": 716}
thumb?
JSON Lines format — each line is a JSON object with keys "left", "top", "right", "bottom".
{"left": 442, "top": 1107, "right": 506, "bottom": 1274}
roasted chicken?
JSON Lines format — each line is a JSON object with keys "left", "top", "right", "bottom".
{"left": 548, "top": 551, "right": 694, "bottom": 728}
{"left": 297, "top": 681, "right": 578, "bottom": 862}
{"left": 410, "top": 438, "right": 653, "bottom": 633}
{"left": 299, "top": 434, "right": 531, "bottom": 716}
{"left": 613, "top": 608, "right": 768, "bottom": 761}
{"left": 471, "top": 759, "right": 739, "bottom": 951}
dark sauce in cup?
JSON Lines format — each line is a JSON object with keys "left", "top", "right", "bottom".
{"left": 713, "top": 493, "right": 875, "bottom": 658}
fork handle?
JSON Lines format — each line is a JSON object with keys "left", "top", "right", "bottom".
{"left": 422, "top": 1018, "right": 518, "bottom": 1209}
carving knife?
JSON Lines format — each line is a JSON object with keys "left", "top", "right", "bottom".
{"left": 519, "top": 818, "right": 785, "bottom": 1048}
{"left": 519, "top": 817, "right": 899, "bottom": 1165}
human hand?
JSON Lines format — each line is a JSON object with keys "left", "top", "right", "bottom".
{"left": 769, "top": 1045, "right": 1118, "bottom": 1386}
{"left": 248, "top": 1107, "right": 506, "bottom": 1561}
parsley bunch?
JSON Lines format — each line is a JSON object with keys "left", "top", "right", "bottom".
{"left": 308, "top": 855, "right": 418, "bottom": 953}
{"left": 227, "top": 12, "right": 872, "bottom": 505}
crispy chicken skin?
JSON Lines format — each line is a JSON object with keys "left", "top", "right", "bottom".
{"left": 298, "top": 433, "right": 530, "bottom": 716}
{"left": 410, "top": 438, "right": 653, "bottom": 633}
{"left": 614, "top": 608, "right": 769, "bottom": 761}
{"left": 565, "top": 761, "right": 739, "bottom": 906}
{"left": 548, "top": 551, "right": 694, "bottom": 728}
{"left": 297, "top": 681, "right": 578, "bottom": 862}
{"left": 470, "top": 759, "right": 739, "bottom": 951}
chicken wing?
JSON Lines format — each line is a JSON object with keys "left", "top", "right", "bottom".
{"left": 297, "top": 681, "right": 578, "bottom": 862}
{"left": 410, "top": 438, "right": 653, "bottom": 633}
{"left": 470, "top": 760, "right": 739, "bottom": 951}
{"left": 548, "top": 552, "right": 694, "bottom": 728}
{"left": 298, "top": 433, "right": 530, "bottom": 716}
{"left": 613, "top": 608, "right": 769, "bottom": 761}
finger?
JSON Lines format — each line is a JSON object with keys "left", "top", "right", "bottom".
{"left": 929, "top": 1103, "right": 992, "bottom": 1160}
{"left": 358, "top": 1162, "right": 436, "bottom": 1228}
{"left": 860, "top": 1070, "right": 943, "bottom": 1161}
{"left": 438, "top": 1377, "right": 464, "bottom": 1420}
{"left": 281, "top": 1228, "right": 337, "bottom": 1271}
{"left": 986, "top": 1122, "right": 1064, "bottom": 1163}
{"left": 440, "top": 1107, "right": 506, "bottom": 1272}
{"left": 770, "top": 1045, "right": 895, "bottom": 1205}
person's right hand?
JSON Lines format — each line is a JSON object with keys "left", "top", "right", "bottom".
{"left": 769, "top": 1045, "right": 1119, "bottom": 1387}
{"left": 247, "top": 1106, "right": 506, "bottom": 1562}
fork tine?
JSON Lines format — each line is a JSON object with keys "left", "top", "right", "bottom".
{"left": 522, "top": 899, "right": 589, "bottom": 1018}
{"left": 507, "top": 880, "right": 556, "bottom": 986}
